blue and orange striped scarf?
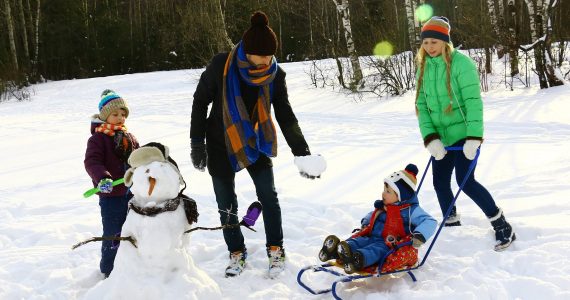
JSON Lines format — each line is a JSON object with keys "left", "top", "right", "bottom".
{"left": 222, "top": 41, "right": 278, "bottom": 172}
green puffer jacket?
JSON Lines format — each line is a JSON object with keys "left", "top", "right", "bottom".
{"left": 416, "top": 50, "right": 483, "bottom": 146}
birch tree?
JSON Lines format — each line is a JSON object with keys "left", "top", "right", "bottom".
{"left": 505, "top": 0, "right": 519, "bottom": 76}
{"left": 4, "top": 0, "right": 19, "bottom": 71}
{"left": 215, "top": 0, "right": 234, "bottom": 50}
{"left": 404, "top": 0, "right": 419, "bottom": 55}
{"left": 487, "top": 0, "right": 501, "bottom": 48}
{"left": 542, "top": 0, "right": 563, "bottom": 86}
{"left": 16, "top": 0, "right": 30, "bottom": 63}
{"left": 30, "top": 0, "right": 40, "bottom": 79}
{"left": 524, "top": 0, "right": 563, "bottom": 88}
{"left": 332, "top": 0, "right": 363, "bottom": 90}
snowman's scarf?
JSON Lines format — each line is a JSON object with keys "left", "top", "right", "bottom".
{"left": 129, "top": 194, "right": 198, "bottom": 225}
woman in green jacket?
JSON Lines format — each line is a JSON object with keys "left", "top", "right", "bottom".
{"left": 415, "top": 16, "right": 515, "bottom": 251}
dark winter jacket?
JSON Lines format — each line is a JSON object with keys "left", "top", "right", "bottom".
{"left": 190, "top": 52, "right": 311, "bottom": 176}
{"left": 84, "top": 120, "right": 140, "bottom": 197}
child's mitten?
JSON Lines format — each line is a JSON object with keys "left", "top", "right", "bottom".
{"left": 411, "top": 232, "right": 426, "bottom": 249}
{"left": 97, "top": 178, "right": 114, "bottom": 194}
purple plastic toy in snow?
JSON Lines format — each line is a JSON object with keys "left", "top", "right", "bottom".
{"left": 240, "top": 201, "right": 263, "bottom": 227}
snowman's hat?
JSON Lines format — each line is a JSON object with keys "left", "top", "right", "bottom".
{"left": 124, "top": 142, "right": 185, "bottom": 189}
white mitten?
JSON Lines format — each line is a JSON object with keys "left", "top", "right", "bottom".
{"left": 426, "top": 139, "right": 447, "bottom": 160}
{"left": 294, "top": 154, "right": 327, "bottom": 179}
{"left": 463, "top": 139, "right": 482, "bottom": 160}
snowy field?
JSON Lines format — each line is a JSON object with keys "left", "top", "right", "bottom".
{"left": 0, "top": 57, "right": 569, "bottom": 299}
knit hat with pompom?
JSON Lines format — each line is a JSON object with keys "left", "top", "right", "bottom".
{"left": 242, "top": 11, "right": 278, "bottom": 55}
{"left": 421, "top": 16, "right": 451, "bottom": 43}
{"left": 384, "top": 164, "right": 419, "bottom": 202}
{"left": 98, "top": 89, "right": 129, "bottom": 121}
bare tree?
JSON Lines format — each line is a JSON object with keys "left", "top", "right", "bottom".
{"left": 524, "top": 0, "right": 563, "bottom": 88}
{"left": 332, "top": 0, "right": 363, "bottom": 90}
{"left": 215, "top": 0, "right": 234, "bottom": 50}
{"left": 404, "top": 0, "right": 420, "bottom": 55}
{"left": 4, "top": 0, "right": 19, "bottom": 71}
{"left": 542, "top": 0, "right": 563, "bottom": 86}
{"left": 16, "top": 0, "right": 30, "bottom": 63}
{"left": 31, "top": 0, "right": 40, "bottom": 79}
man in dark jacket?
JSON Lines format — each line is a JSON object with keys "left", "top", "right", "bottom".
{"left": 190, "top": 11, "right": 326, "bottom": 278}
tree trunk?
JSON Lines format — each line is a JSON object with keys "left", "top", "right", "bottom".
{"left": 16, "top": 0, "right": 30, "bottom": 63}
{"left": 215, "top": 0, "right": 234, "bottom": 50}
{"left": 31, "top": 0, "right": 40, "bottom": 79}
{"left": 332, "top": 0, "right": 363, "bottom": 90}
{"left": 487, "top": 0, "right": 501, "bottom": 54}
{"left": 543, "top": 0, "right": 563, "bottom": 86}
{"left": 485, "top": 47, "right": 492, "bottom": 74}
{"left": 275, "top": 0, "right": 283, "bottom": 61}
{"left": 507, "top": 0, "right": 519, "bottom": 76}
{"left": 308, "top": 0, "right": 314, "bottom": 57}
{"left": 4, "top": 0, "right": 19, "bottom": 71}
{"left": 404, "top": 0, "right": 418, "bottom": 55}
{"left": 525, "top": 0, "right": 548, "bottom": 88}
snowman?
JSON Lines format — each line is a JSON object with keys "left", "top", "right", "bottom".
{"left": 84, "top": 142, "right": 221, "bottom": 300}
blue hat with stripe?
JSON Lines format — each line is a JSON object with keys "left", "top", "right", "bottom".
{"left": 98, "top": 89, "right": 129, "bottom": 121}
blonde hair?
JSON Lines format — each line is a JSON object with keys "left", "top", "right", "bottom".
{"left": 415, "top": 43, "right": 455, "bottom": 114}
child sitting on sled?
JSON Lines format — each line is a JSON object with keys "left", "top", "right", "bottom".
{"left": 319, "top": 164, "right": 437, "bottom": 274}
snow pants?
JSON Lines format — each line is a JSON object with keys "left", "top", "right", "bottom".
{"left": 98, "top": 194, "right": 131, "bottom": 275}
{"left": 212, "top": 166, "right": 283, "bottom": 253}
{"left": 346, "top": 236, "right": 390, "bottom": 268}
{"left": 432, "top": 140, "right": 500, "bottom": 218}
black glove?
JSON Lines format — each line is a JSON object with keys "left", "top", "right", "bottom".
{"left": 190, "top": 142, "right": 207, "bottom": 172}
{"left": 411, "top": 232, "right": 426, "bottom": 249}
{"left": 374, "top": 200, "right": 384, "bottom": 209}
{"left": 300, "top": 172, "right": 319, "bottom": 180}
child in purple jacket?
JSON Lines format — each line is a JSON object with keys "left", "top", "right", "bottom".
{"left": 84, "top": 89, "right": 139, "bottom": 278}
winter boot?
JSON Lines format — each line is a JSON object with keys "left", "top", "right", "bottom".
{"left": 445, "top": 206, "right": 461, "bottom": 227}
{"left": 337, "top": 241, "right": 363, "bottom": 274}
{"left": 489, "top": 208, "right": 516, "bottom": 251}
{"left": 267, "top": 246, "right": 286, "bottom": 279}
{"left": 225, "top": 249, "right": 247, "bottom": 277}
{"left": 318, "top": 235, "right": 340, "bottom": 262}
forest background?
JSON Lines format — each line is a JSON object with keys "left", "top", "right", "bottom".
{"left": 1, "top": 0, "right": 568, "bottom": 99}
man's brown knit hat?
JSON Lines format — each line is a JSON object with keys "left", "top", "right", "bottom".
{"left": 242, "top": 11, "right": 278, "bottom": 56}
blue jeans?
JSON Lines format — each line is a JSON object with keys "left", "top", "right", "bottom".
{"left": 212, "top": 166, "right": 283, "bottom": 252}
{"left": 432, "top": 140, "right": 499, "bottom": 218}
{"left": 98, "top": 194, "right": 131, "bottom": 275}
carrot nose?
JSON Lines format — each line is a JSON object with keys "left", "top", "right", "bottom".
{"left": 148, "top": 177, "right": 156, "bottom": 196}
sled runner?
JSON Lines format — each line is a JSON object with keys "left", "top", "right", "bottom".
{"left": 297, "top": 147, "right": 479, "bottom": 299}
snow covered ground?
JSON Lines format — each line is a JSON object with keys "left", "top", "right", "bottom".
{"left": 0, "top": 57, "right": 569, "bottom": 299}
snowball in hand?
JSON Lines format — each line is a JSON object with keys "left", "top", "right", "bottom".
{"left": 294, "top": 154, "right": 327, "bottom": 177}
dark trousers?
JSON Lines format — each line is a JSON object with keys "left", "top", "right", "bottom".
{"left": 98, "top": 194, "right": 131, "bottom": 275}
{"left": 212, "top": 166, "right": 283, "bottom": 253}
{"left": 432, "top": 140, "right": 499, "bottom": 218}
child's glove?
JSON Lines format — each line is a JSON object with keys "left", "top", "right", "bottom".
{"left": 97, "top": 178, "right": 114, "bottom": 194}
{"left": 426, "top": 139, "right": 447, "bottom": 160}
{"left": 411, "top": 232, "right": 426, "bottom": 249}
{"left": 463, "top": 139, "right": 481, "bottom": 160}
{"left": 374, "top": 200, "right": 384, "bottom": 209}
{"left": 190, "top": 141, "right": 207, "bottom": 171}
{"left": 294, "top": 154, "right": 327, "bottom": 179}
